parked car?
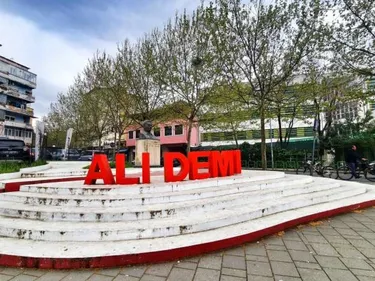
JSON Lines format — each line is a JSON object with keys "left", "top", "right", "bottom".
{"left": 0, "top": 138, "right": 32, "bottom": 162}
{"left": 78, "top": 150, "right": 104, "bottom": 161}
{"left": 63, "top": 149, "right": 80, "bottom": 161}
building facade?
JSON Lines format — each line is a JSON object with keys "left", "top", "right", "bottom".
{"left": 0, "top": 56, "right": 36, "bottom": 145}
{"left": 125, "top": 120, "right": 199, "bottom": 161}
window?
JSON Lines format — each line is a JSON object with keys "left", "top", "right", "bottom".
{"left": 304, "top": 127, "right": 314, "bottom": 137}
{"left": 164, "top": 126, "right": 172, "bottom": 136}
{"left": 175, "top": 125, "right": 183, "bottom": 135}
{"left": 202, "top": 133, "right": 210, "bottom": 141}
{"left": 5, "top": 115, "right": 15, "bottom": 121}
{"left": 253, "top": 130, "right": 261, "bottom": 139}
{"left": 211, "top": 132, "right": 221, "bottom": 141}
{"left": 289, "top": 128, "right": 297, "bottom": 137}
{"left": 136, "top": 130, "right": 140, "bottom": 139}
{"left": 224, "top": 132, "right": 233, "bottom": 140}
{"left": 154, "top": 127, "right": 160, "bottom": 137}
{"left": 129, "top": 131, "right": 134, "bottom": 139}
{"left": 237, "top": 131, "right": 247, "bottom": 140}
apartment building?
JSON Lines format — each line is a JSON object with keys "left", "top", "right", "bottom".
{"left": 0, "top": 56, "right": 36, "bottom": 145}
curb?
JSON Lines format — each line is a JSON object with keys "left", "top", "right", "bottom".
{"left": 0, "top": 200, "right": 373, "bottom": 269}
{"left": 0, "top": 163, "right": 52, "bottom": 181}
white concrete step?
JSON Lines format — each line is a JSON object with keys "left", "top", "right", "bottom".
{"left": 18, "top": 171, "right": 286, "bottom": 196}
{"left": 0, "top": 176, "right": 313, "bottom": 207}
{"left": 21, "top": 170, "right": 87, "bottom": 178}
{"left": 0, "top": 185, "right": 372, "bottom": 259}
{"left": 0, "top": 185, "right": 366, "bottom": 241}
{"left": 0, "top": 180, "right": 340, "bottom": 222}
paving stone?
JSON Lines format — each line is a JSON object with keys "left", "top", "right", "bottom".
{"left": 61, "top": 271, "right": 94, "bottom": 281}
{"left": 221, "top": 268, "right": 246, "bottom": 278}
{"left": 34, "top": 271, "right": 69, "bottom": 281}
{"left": 87, "top": 274, "right": 114, "bottom": 281}
{"left": 0, "top": 275, "right": 12, "bottom": 281}
{"left": 245, "top": 245, "right": 267, "bottom": 256}
{"left": 198, "top": 255, "right": 222, "bottom": 270}
{"left": 222, "top": 255, "right": 246, "bottom": 270}
{"left": 97, "top": 268, "right": 121, "bottom": 277}
{"left": 357, "top": 276, "right": 375, "bottom": 281}
{"left": 21, "top": 269, "right": 45, "bottom": 277}
{"left": 270, "top": 261, "right": 299, "bottom": 277}
{"left": 318, "top": 228, "right": 340, "bottom": 236}
{"left": 0, "top": 268, "right": 23, "bottom": 276}
{"left": 351, "top": 268, "right": 375, "bottom": 277}
{"left": 246, "top": 255, "right": 269, "bottom": 262}
{"left": 329, "top": 221, "right": 350, "bottom": 228}
{"left": 140, "top": 275, "right": 166, "bottom": 281}
{"left": 274, "top": 276, "right": 302, "bottom": 281}
{"left": 347, "top": 238, "right": 375, "bottom": 249}
{"left": 246, "top": 261, "right": 272, "bottom": 277}
{"left": 324, "top": 268, "right": 358, "bottom": 281}
{"left": 113, "top": 275, "right": 140, "bottom": 281}
{"left": 145, "top": 263, "right": 173, "bottom": 277}
{"left": 358, "top": 231, "right": 375, "bottom": 240}
{"left": 294, "top": 261, "right": 321, "bottom": 270}
{"left": 322, "top": 235, "right": 350, "bottom": 245}
{"left": 8, "top": 275, "right": 37, "bottom": 281}
{"left": 283, "top": 240, "right": 308, "bottom": 251}
{"left": 220, "top": 276, "right": 245, "bottom": 281}
{"left": 310, "top": 243, "right": 340, "bottom": 256}
{"left": 265, "top": 237, "right": 284, "bottom": 246}
{"left": 183, "top": 256, "right": 200, "bottom": 263}
{"left": 335, "top": 246, "right": 367, "bottom": 259}
{"left": 288, "top": 250, "right": 316, "bottom": 263}
{"left": 225, "top": 247, "right": 245, "bottom": 257}
{"left": 303, "top": 235, "right": 328, "bottom": 244}
{"left": 344, "top": 222, "right": 370, "bottom": 231}
{"left": 358, "top": 247, "right": 375, "bottom": 258}
{"left": 297, "top": 268, "right": 330, "bottom": 281}
{"left": 167, "top": 268, "right": 195, "bottom": 281}
{"left": 315, "top": 256, "right": 346, "bottom": 269}
{"left": 267, "top": 250, "right": 292, "bottom": 262}
{"left": 120, "top": 266, "right": 147, "bottom": 278}
{"left": 246, "top": 276, "right": 273, "bottom": 281}
{"left": 265, "top": 244, "right": 287, "bottom": 251}
{"left": 194, "top": 268, "right": 220, "bottom": 281}
{"left": 335, "top": 228, "right": 359, "bottom": 236}
{"left": 282, "top": 231, "right": 301, "bottom": 241}
{"left": 340, "top": 257, "right": 373, "bottom": 270}
{"left": 175, "top": 261, "right": 197, "bottom": 270}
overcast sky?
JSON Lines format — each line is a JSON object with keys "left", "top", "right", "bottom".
{"left": 0, "top": 0, "right": 201, "bottom": 119}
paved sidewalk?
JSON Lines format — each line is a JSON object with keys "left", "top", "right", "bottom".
{"left": 1, "top": 208, "right": 375, "bottom": 281}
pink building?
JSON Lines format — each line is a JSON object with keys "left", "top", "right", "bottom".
{"left": 125, "top": 120, "right": 200, "bottom": 162}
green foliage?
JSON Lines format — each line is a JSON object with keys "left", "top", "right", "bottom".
{"left": 0, "top": 160, "right": 48, "bottom": 174}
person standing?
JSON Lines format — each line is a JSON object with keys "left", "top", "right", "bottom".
{"left": 345, "top": 145, "right": 366, "bottom": 178}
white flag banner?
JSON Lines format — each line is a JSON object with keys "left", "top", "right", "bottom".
{"left": 64, "top": 128, "right": 73, "bottom": 159}
{"left": 34, "top": 121, "right": 45, "bottom": 161}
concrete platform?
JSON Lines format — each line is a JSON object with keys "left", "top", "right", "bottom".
{"left": 0, "top": 170, "right": 374, "bottom": 269}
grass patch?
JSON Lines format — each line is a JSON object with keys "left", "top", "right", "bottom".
{"left": 0, "top": 159, "right": 48, "bottom": 174}
{"left": 83, "top": 161, "right": 133, "bottom": 169}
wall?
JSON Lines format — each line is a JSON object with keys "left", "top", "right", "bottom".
{"left": 125, "top": 120, "right": 199, "bottom": 147}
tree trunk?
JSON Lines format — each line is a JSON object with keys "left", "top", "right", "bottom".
{"left": 260, "top": 106, "right": 267, "bottom": 170}
{"left": 277, "top": 113, "right": 283, "bottom": 147}
{"left": 186, "top": 119, "right": 193, "bottom": 154}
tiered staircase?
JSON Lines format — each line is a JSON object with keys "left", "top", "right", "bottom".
{"left": 0, "top": 170, "right": 373, "bottom": 268}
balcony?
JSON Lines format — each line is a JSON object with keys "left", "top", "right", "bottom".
{"left": 4, "top": 120, "right": 33, "bottom": 129}
{"left": 0, "top": 104, "right": 34, "bottom": 117}
{"left": 0, "top": 85, "right": 35, "bottom": 103}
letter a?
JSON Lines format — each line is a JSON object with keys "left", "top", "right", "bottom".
{"left": 84, "top": 154, "right": 115, "bottom": 185}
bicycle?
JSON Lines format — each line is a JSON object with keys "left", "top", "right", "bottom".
{"left": 337, "top": 160, "right": 375, "bottom": 182}
{"left": 296, "top": 160, "right": 337, "bottom": 178}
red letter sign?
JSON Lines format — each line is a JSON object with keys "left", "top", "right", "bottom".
{"left": 164, "top": 152, "right": 189, "bottom": 182}
{"left": 84, "top": 154, "right": 115, "bottom": 185}
{"left": 142, "top": 153, "right": 151, "bottom": 184}
{"left": 210, "top": 151, "right": 235, "bottom": 178}
{"left": 116, "top": 154, "right": 140, "bottom": 185}
{"left": 189, "top": 151, "right": 212, "bottom": 180}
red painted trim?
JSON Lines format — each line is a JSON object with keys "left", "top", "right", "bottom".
{"left": 0, "top": 199, "right": 374, "bottom": 269}
{"left": 4, "top": 177, "right": 85, "bottom": 192}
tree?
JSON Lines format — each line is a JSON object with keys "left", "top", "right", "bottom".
{"left": 83, "top": 51, "right": 134, "bottom": 150}
{"left": 116, "top": 38, "right": 165, "bottom": 124}
{"left": 206, "top": 0, "right": 323, "bottom": 169}
{"left": 203, "top": 83, "right": 251, "bottom": 148}
{"left": 155, "top": 6, "right": 221, "bottom": 153}
{"left": 325, "top": 0, "right": 375, "bottom": 77}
